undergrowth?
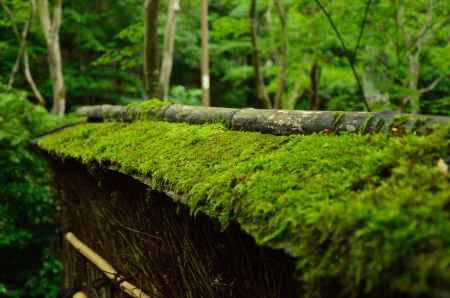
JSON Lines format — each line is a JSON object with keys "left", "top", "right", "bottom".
{"left": 0, "top": 86, "right": 65, "bottom": 298}
{"left": 37, "top": 120, "right": 450, "bottom": 297}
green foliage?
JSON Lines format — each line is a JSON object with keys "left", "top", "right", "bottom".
{"left": 38, "top": 118, "right": 450, "bottom": 297}
{"left": 127, "top": 98, "right": 172, "bottom": 110}
{"left": 0, "top": 86, "right": 64, "bottom": 297}
{"left": 2, "top": 0, "right": 447, "bottom": 113}
{"left": 169, "top": 85, "right": 202, "bottom": 105}
{"left": 422, "top": 96, "right": 450, "bottom": 116}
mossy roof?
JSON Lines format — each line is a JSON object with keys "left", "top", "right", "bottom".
{"left": 37, "top": 119, "right": 450, "bottom": 297}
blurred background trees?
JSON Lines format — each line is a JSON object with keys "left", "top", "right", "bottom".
{"left": 0, "top": 0, "right": 447, "bottom": 114}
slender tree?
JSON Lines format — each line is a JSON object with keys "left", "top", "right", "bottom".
{"left": 249, "top": 0, "right": 272, "bottom": 108}
{"left": 394, "top": 0, "right": 448, "bottom": 112}
{"left": 249, "top": 0, "right": 289, "bottom": 109}
{"left": 273, "top": 0, "right": 288, "bottom": 109}
{"left": 309, "top": 61, "right": 322, "bottom": 110}
{"left": 160, "top": 0, "right": 180, "bottom": 99}
{"left": 144, "top": 0, "right": 161, "bottom": 98}
{"left": 36, "top": 0, "right": 65, "bottom": 115}
{"left": 0, "top": 0, "right": 45, "bottom": 106}
{"left": 3, "top": 2, "right": 31, "bottom": 89}
{"left": 200, "top": 0, "right": 210, "bottom": 106}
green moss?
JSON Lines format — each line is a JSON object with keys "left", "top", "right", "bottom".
{"left": 388, "top": 114, "right": 411, "bottom": 134}
{"left": 360, "top": 115, "right": 375, "bottom": 133}
{"left": 375, "top": 117, "right": 385, "bottom": 132}
{"left": 332, "top": 111, "right": 345, "bottom": 129}
{"left": 37, "top": 120, "right": 450, "bottom": 297}
{"left": 126, "top": 99, "right": 172, "bottom": 111}
{"left": 411, "top": 117, "right": 428, "bottom": 133}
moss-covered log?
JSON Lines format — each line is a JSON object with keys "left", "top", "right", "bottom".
{"left": 75, "top": 101, "right": 450, "bottom": 135}
{"left": 38, "top": 117, "right": 450, "bottom": 298}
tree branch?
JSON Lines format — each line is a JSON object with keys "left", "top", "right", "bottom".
{"left": 7, "top": 4, "right": 33, "bottom": 88}
{"left": 419, "top": 77, "right": 443, "bottom": 94}
{"left": 1, "top": 0, "right": 46, "bottom": 105}
{"left": 413, "top": 1, "right": 434, "bottom": 52}
{"left": 313, "top": 0, "right": 350, "bottom": 53}
{"left": 411, "top": 14, "right": 450, "bottom": 53}
{"left": 353, "top": 0, "right": 372, "bottom": 60}
{"left": 23, "top": 50, "right": 46, "bottom": 106}
{"left": 313, "top": 0, "right": 372, "bottom": 111}
{"left": 394, "top": 0, "right": 411, "bottom": 48}
{"left": 0, "top": 0, "right": 19, "bottom": 37}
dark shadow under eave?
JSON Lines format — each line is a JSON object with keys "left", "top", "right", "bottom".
{"left": 47, "top": 156, "right": 302, "bottom": 298}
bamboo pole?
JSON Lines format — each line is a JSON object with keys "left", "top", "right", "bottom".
{"left": 64, "top": 232, "right": 151, "bottom": 298}
{"left": 73, "top": 292, "right": 89, "bottom": 298}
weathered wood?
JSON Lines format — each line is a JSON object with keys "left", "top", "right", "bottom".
{"left": 75, "top": 104, "right": 450, "bottom": 135}
{"left": 163, "top": 104, "right": 238, "bottom": 125}
{"left": 76, "top": 105, "right": 125, "bottom": 121}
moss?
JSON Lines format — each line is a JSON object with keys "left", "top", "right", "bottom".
{"left": 360, "top": 115, "right": 375, "bottom": 133}
{"left": 411, "top": 117, "right": 429, "bottom": 133}
{"left": 126, "top": 99, "right": 172, "bottom": 111}
{"left": 388, "top": 114, "right": 411, "bottom": 135}
{"left": 375, "top": 117, "right": 385, "bottom": 132}
{"left": 37, "top": 120, "right": 450, "bottom": 297}
{"left": 332, "top": 111, "right": 345, "bottom": 129}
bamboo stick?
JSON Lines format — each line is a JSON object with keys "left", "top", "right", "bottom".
{"left": 73, "top": 292, "right": 89, "bottom": 298}
{"left": 64, "top": 232, "right": 151, "bottom": 298}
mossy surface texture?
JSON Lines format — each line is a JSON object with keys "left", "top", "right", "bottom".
{"left": 38, "top": 120, "right": 450, "bottom": 297}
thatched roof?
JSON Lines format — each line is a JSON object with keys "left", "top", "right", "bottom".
{"left": 37, "top": 101, "right": 450, "bottom": 297}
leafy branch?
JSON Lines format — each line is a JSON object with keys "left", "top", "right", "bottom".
{"left": 314, "top": 0, "right": 373, "bottom": 111}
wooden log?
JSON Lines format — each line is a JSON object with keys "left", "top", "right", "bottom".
{"left": 76, "top": 105, "right": 125, "bottom": 122}
{"left": 75, "top": 104, "right": 450, "bottom": 135}
{"left": 163, "top": 104, "right": 238, "bottom": 125}
{"left": 64, "top": 232, "right": 151, "bottom": 298}
{"left": 231, "top": 109, "right": 400, "bottom": 135}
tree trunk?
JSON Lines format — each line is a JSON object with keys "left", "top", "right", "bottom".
{"left": 287, "top": 80, "right": 302, "bottom": 110}
{"left": 37, "top": 0, "right": 65, "bottom": 116}
{"left": 249, "top": 0, "right": 272, "bottom": 108}
{"left": 397, "top": 1, "right": 437, "bottom": 114}
{"left": 159, "top": 0, "right": 180, "bottom": 99}
{"left": 200, "top": 0, "right": 210, "bottom": 106}
{"left": 48, "top": 39, "right": 66, "bottom": 115}
{"left": 403, "top": 51, "right": 421, "bottom": 113}
{"left": 23, "top": 50, "right": 46, "bottom": 106}
{"left": 310, "top": 61, "right": 322, "bottom": 110}
{"left": 273, "top": 0, "right": 288, "bottom": 109}
{"left": 144, "top": 0, "right": 161, "bottom": 98}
